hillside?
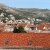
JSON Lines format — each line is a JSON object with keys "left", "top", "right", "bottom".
{"left": 0, "top": 4, "right": 50, "bottom": 22}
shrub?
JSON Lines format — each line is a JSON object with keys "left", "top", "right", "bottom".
{"left": 13, "top": 26, "right": 25, "bottom": 33}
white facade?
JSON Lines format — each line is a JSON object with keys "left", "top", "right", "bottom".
{"left": 4, "top": 25, "right": 14, "bottom": 32}
{"left": 0, "top": 13, "right": 4, "bottom": 17}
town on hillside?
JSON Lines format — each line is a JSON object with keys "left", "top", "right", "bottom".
{"left": 0, "top": 12, "right": 50, "bottom": 33}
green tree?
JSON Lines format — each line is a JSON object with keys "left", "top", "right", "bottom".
{"left": 13, "top": 27, "right": 18, "bottom": 33}
{"left": 18, "top": 27, "right": 25, "bottom": 33}
{"left": 13, "top": 26, "right": 25, "bottom": 33}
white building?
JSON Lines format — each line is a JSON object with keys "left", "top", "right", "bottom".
{"left": 4, "top": 24, "right": 14, "bottom": 32}
{"left": 0, "top": 13, "right": 4, "bottom": 17}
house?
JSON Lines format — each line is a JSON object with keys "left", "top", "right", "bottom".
{"left": 24, "top": 23, "right": 35, "bottom": 33}
{"left": 16, "top": 23, "right": 27, "bottom": 27}
{"left": 15, "top": 22, "right": 35, "bottom": 33}
{"left": 0, "top": 21, "right": 5, "bottom": 32}
{"left": 4, "top": 24, "right": 14, "bottom": 32}
{"left": 37, "top": 22, "right": 50, "bottom": 31}
{"left": 0, "top": 13, "right": 4, "bottom": 17}
{"left": 16, "top": 19, "right": 30, "bottom": 23}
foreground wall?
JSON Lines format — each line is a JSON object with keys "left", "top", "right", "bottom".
{"left": 0, "top": 32, "right": 50, "bottom": 48}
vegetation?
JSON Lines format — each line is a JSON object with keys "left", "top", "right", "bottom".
{"left": 13, "top": 26, "right": 26, "bottom": 33}
{"left": 14, "top": 15, "right": 23, "bottom": 20}
{"left": 35, "top": 16, "right": 50, "bottom": 23}
{"left": 0, "top": 4, "right": 50, "bottom": 23}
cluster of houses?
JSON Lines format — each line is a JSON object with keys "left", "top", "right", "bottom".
{"left": 0, "top": 13, "right": 50, "bottom": 33}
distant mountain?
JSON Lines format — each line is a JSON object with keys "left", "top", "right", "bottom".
{"left": 0, "top": 4, "right": 50, "bottom": 22}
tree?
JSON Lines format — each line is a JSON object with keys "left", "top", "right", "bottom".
{"left": 13, "top": 26, "right": 25, "bottom": 33}
{"left": 13, "top": 27, "right": 18, "bottom": 33}
{"left": 18, "top": 26, "right": 25, "bottom": 33}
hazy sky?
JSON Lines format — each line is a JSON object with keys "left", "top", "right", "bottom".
{"left": 0, "top": 0, "right": 50, "bottom": 9}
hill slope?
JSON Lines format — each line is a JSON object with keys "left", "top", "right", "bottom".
{"left": 0, "top": 4, "right": 50, "bottom": 22}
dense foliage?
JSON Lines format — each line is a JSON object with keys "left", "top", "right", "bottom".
{"left": 13, "top": 26, "right": 25, "bottom": 33}
{"left": 36, "top": 16, "right": 50, "bottom": 23}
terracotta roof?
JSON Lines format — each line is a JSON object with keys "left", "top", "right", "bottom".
{"left": 37, "top": 22, "right": 50, "bottom": 30}
{"left": 25, "top": 24, "right": 35, "bottom": 28}
{"left": 16, "top": 23, "right": 35, "bottom": 28}
{"left": 16, "top": 23, "right": 27, "bottom": 27}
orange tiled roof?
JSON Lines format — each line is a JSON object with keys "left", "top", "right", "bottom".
{"left": 16, "top": 23, "right": 35, "bottom": 28}
{"left": 0, "top": 33, "right": 50, "bottom": 48}
{"left": 37, "top": 22, "right": 50, "bottom": 30}
{"left": 16, "top": 23, "right": 27, "bottom": 27}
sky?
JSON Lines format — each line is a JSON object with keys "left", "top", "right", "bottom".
{"left": 0, "top": 0, "right": 50, "bottom": 9}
